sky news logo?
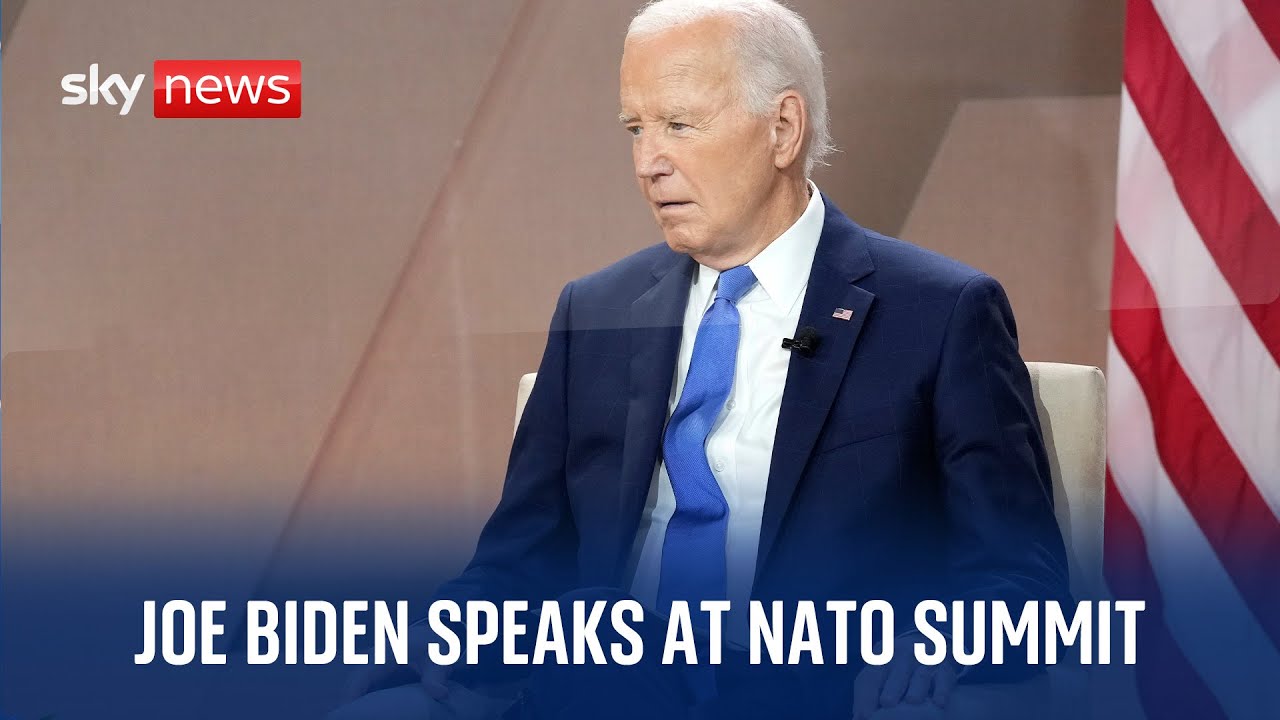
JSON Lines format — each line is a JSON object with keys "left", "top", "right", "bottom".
{"left": 61, "top": 60, "right": 301, "bottom": 118}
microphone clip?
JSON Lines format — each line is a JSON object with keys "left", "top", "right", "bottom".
{"left": 782, "top": 327, "right": 821, "bottom": 358}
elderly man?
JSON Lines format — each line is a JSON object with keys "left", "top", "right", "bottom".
{"left": 337, "top": 0, "right": 1069, "bottom": 718}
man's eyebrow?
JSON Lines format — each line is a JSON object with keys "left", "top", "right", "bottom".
{"left": 618, "top": 106, "right": 694, "bottom": 124}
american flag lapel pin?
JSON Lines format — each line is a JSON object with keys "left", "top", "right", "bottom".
{"left": 832, "top": 308, "right": 854, "bottom": 321}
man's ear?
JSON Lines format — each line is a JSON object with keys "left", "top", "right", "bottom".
{"left": 773, "top": 91, "right": 807, "bottom": 170}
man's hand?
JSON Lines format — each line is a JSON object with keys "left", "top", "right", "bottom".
{"left": 341, "top": 623, "right": 455, "bottom": 704}
{"left": 852, "top": 650, "right": 958, "bottom": 720}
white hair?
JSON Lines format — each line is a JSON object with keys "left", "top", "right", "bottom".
{"left": 627, "top": 0, "right": 835, "bottom": 176}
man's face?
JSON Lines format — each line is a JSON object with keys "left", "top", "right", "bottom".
{"left": 619, "top": 17, "right": 779, "bottom": 262}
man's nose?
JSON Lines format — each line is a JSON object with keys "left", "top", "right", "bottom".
{"left": 634, "top": 135, "right": 674, "bottom": 180}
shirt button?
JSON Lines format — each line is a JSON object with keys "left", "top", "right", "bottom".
{"left": 714, "top": 460, "right": 726, "bottom": 472}
{"left": 726, "top": 400, "right": 736, "bottom": 410}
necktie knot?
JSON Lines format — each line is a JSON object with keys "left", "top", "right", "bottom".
{"left": 715, "top": 265, "right": 757, "bottom": 304}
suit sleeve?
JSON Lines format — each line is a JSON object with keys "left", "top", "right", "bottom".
{"left": 430, "top": 281, "right": 579, "bottom": 608}
{"left": 931, "top": 274, "right": 1073, "bottom": 643}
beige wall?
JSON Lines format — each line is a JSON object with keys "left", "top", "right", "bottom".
{"left": 2, "top": 0, "right": 1124, "bottom": 592}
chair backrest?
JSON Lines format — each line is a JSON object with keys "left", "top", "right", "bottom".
{"left": 1024, "top": 362, "right": 1107, "bottom": 598}
{"left": 515, "top": 373, "right": 537, "bottom": 435}
{"left": 513, "top": 362, "right": 1106, "bottom": 597}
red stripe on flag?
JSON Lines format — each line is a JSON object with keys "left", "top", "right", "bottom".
{"left": 1242, "top": 0, "right": 1280, "bottom": 62}
{"left": 1124, "top": 0, "right": 1280, "bottom": 364}
{"left": 1110, "top": 233, "right": 1280, "bottom": 645}
{"left": 1104, "top": 469, "right": 1228, "bottom": 720}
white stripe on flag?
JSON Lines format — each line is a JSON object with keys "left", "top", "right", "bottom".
{"left": 1107, "top": 339, "right": 1280, "bottom": 720}
{"left": 1116, "top": 88, "right": 1280, "bottom": 518}
{"left": 1151, "top": 0, "right": 1280, "bottom": 215}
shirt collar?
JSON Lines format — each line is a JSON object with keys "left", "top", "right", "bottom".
{"left": 693, "top": 180, "right": 826, "bottom": 314}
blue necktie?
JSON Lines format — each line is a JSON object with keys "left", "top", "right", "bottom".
{"left": 659, "top": 265, "right": 757, "bottom": 613}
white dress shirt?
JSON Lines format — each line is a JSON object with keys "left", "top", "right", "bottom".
{"left": 628, "top": 182, "right": 826, "bottom": 642}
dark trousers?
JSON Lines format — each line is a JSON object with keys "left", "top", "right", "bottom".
{"left": 505, "top": 588, "right": 830, "bottom": 720}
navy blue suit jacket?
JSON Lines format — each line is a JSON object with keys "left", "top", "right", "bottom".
{"left": 440, "top": 197, "right": 1070, "bottom": 702}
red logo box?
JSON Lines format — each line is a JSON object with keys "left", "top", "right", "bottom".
{"left": 153, "top": 60, "right": 301, "bottom": 118}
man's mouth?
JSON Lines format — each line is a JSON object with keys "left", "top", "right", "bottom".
{"left": 657, "top": 201, "right": 691, "bottom": 210}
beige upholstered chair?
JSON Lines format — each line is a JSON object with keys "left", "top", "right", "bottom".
{"left": 1022, "top": 362, "right": 1108, "bottom": 599}
{"left": 514, "top": 372, "right": 537, "bottom": 438}
{"left": 513, "top": 363, "right": 1107, "bottom": 719}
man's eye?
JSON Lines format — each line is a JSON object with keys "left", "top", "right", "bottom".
{"left": 627, "top": 126, "right": 642, "bottom": 136}
{"left": 670, "top": 122, "right": 690, "bottom": 132}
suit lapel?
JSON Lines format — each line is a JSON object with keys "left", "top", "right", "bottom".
{"left": 611, "top": 251, "right": 695, "bottom": 581}
{"left": 755, "top": 202, "right": 877, "bottom": 579}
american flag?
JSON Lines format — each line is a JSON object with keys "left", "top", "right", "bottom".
{"left": 1106, "top": 0, "right": 1280, "bottom": 718}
